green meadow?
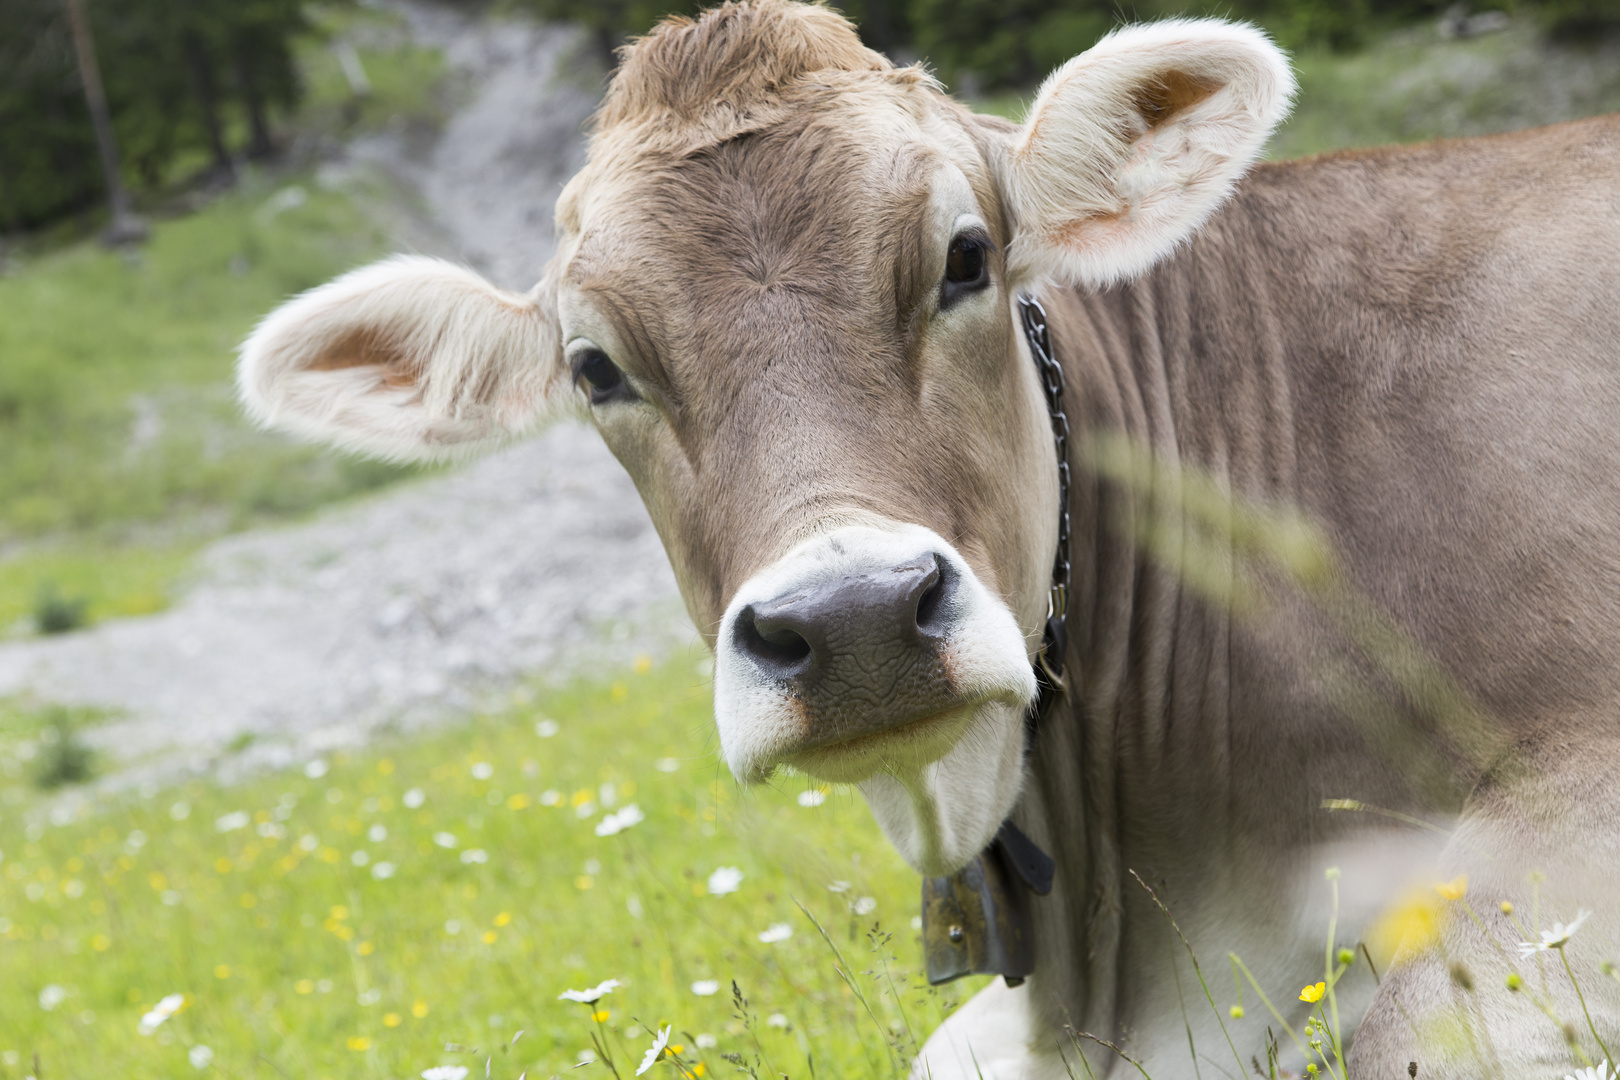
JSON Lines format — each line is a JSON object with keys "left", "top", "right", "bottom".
{"left": 0, "top": 652, "right": 983, "bottom": 1079}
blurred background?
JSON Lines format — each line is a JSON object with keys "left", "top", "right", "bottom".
{"left": 0, "top": 0, "right": 1617, "bottom": 1075}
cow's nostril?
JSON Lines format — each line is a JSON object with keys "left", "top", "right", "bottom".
{"left": 735, "top": 604, "right": 814, "bottom": 680}
{"left": 912, "top": 554, "right": 955, "bottom": 639}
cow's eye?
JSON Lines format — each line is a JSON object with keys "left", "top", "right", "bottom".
{"left": 572, "top": 348, "right": 631, "bottom": 403}
{"left": 941, "top": 232, "right": 991, "bottom": 307}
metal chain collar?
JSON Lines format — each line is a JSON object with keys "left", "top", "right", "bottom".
{"left": 920, "top": 295, "right": 1070, "bottom": 989}
{"left": 1019, "top": 294, "right": 1070, "bottom": 723}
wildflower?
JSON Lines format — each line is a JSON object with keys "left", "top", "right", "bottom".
{"left": 371, "top": 862, "right": 396, "bottom": 880}
{"left": 215, "top": 811, "right": 250, "bottom": 833}
{"left": 460, "top": 849, "right": 488, "bottom": 865}
{"left": 1566, "top": 1062, "right": 1611, "bottom": 1080}
{"left": 189, "top": 1045, "right": 214, "bottom": 1069}
{"left": 1501, "top": 900, "right": 1515, "bottom": 915}
{"left": 691, "top": 980, "right": 721, "bottom": 996}
{"left": 696, "top": 1034, "right": 718, "bottom": 1049}
{"left": 1299, "top": 982, "right": 1326, "bottom": 1004}
{"left": 471, "top": 762, "right": 493, "bottom": 781}
{"left": 422, "top": 1067, "right": 469, "bottom": 1080}
{"left": 39, "top": 985, "right": 67, "bottom": 1011}
{"left": 368, "top": 825, "right": 387, "bottom": 842}
{"left": 1366, "top": 890, "right": 1443, "bottom": 966}
{"left": 535, "top": 719, "right": 559, "bottom": 738}
{"left": 1519, "top": 911, "right": 1592, "bottom": 957}
{"left": 138, "top": 993, "right": 186, "bottom": 1034}
{"left": 708, "top": 867, "right": 743, "bottom": 895}
{"left": 351, "top": 851, "right": 370, "bottom": 867}
{"left": 558, "top": 979, "right": 621, "bottom": 1004}
{"left": 348, "top": 1036, "right": 371, "bottom": 1050}
{"left": 592, "top": 1010, "right": 610, "bottom": 1022}
{"left": 758, "top": 923, "right": 793, "bottom": 944}
{"left": 1229, "top": 1005, "right": 1244, "bottom": 1019}
{"left": 852, "top": 897, "right": 877, "bottom": 915}
{"left": 827, "top": 881, "right": 850, "bottom": 893}
{"left": 656, "top": 757, "right": 680, "bottom": 773}
{"left": 636, "top": 1026, "right": 672, "bottom": 1076}
{"left": 434, "top": 832, "right": 458, "bottom": 849}
{"left": 412, "top": 1000, "right": 429, "bottom": 1018}
{"left": 403, "top": 788, "right": 426, "bottom": 809}
{"left": 1434, "top": 875, "right": 1468, "bottom": 901}
{"left": 304, "top": 759, "right": 328, "bottom": 779}
{"left": 596, "top": 804, "right": 646, "bottom": 837}
{"left": 767, "top": 1013, "right": 789, "bottom": 1029}
{"left": 797, "top": 789, "right": 826, "bottom": 807}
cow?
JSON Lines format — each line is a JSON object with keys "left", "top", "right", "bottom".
{"left": 237, "top": 1, "right": 1620, "bottom": 1076}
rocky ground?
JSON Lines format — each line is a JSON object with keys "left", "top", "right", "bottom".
{"left": 0, "top": 1, "right": 692, "bottom": 804}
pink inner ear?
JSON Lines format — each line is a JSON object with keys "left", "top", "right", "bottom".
{"left": 306, "top": 329, "right": 417, "bottom": 388}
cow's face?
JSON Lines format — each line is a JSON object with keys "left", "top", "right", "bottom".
{"left": 238, "top": 1, "right": 1291, "bottom": 875}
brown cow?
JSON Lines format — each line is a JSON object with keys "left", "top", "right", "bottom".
{"left": 239, "top": 2, "right": 1620, "bottom": 1075}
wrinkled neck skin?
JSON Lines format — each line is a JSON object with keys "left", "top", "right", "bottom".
{"left": 1009, "top": 183, "right": 1459, "bottom": 1072}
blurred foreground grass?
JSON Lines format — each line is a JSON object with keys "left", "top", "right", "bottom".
{"left": 0, "top": 651, "right": 979, "bottom": 1078}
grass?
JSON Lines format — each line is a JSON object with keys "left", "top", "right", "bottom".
{"left": 0, "top": 651, "right": 985, "bottom": 1078}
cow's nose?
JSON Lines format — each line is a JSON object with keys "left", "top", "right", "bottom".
{"left": 734, "top": 554, "right": 955, "bottom": 683}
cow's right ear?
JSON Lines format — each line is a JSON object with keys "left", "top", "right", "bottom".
{"left": 238, "top": 255, "right": 566, "bottom": 462}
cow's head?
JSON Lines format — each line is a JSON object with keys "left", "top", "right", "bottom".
{"left": 239, "top": 1, "right": 1291, "bottom": 875}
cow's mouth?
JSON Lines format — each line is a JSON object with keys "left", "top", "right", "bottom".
{"left": 780, "top": 703, "right": 979, "bottom": 784}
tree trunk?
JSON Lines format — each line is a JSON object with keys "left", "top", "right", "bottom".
{"left": 61, "top": 0, "right": 144, "bottom": 242}
{"left": 233, "top": 38, "right": 275, "bottom": 160}
{"left": 184, "top": 33, "right": 233, "bottom": 178}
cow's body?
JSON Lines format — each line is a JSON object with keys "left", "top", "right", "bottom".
{"left": 965, "top": 115, "right": 1620, "bottom": 1077}
{"left": 237, "top": 4, "right": 1620, "bottom": 1075}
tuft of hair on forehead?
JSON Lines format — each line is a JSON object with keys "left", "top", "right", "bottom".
{"left": 594, "top": 0, "right": 919, "bottom": 154}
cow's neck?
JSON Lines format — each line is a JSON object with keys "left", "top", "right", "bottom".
{"left": 1019, "top": 195, "right": 1361, "bottom": 1046}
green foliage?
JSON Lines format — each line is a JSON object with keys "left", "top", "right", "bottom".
{"left": 30, "top": 708, "right": 96, "bottom": 789}
{"left": 32, "top": 585, "right": 88, "bottom": 636}
{"left": 0, "top": 176, "right": 415, "bottom": 545}
{"left": 0, "top": 653, "right": 981, "bottom": 1075}
{"left": 0, "top": 0, "right": 311, "bottom": 230}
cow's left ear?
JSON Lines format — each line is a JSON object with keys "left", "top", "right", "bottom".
{"left": 997, "top": 19, "right": 1295, "bottom": 290}
{"left": 238, "top": 255, "right": 566, "bottom": 462}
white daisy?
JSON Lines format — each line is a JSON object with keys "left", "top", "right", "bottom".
{"left": 1566, "top": 1061, "right": 1611, "bottom": 1080}
{"left": 422, "top": 1068, "right": 470, "bottom": 1080}
{"left": 138, "top": 993, "right": 185, "bottom": 1034}
{"left": 691, "top": 979, "right": 721, "bottom": 996}
{"left": 188, "top": 1045, "right": 214, "bottom": 1069}
{"left": 797, "top": 789, "right": 826, "bottom": 807}
{"left": 595, "top": 804, "right": 646, "bottom": 837}
{"left": 1519, "top": 910, "right": 1592, "bottom": 956}
{"left": 38, "top": 985, "right": 67, "bottom": 1011}
{"left": 635, "top": 1025, "right": 671, "bottom": 1076}
{"left": 708, "top": 867, "right": 743, "bottom": 895}
{"left": 557, "top": 979, "right": 621, "bottom": 1004}
{"left": 757, "top": 923, "right": 793, "bottom": 944}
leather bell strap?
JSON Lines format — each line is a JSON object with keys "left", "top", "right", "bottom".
{"left": 921, "top": 820, "right": 1055, "bottom": 987}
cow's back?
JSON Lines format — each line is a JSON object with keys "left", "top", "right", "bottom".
{"left": 1123, "top": 114, "right": 1620, "bottom": 730}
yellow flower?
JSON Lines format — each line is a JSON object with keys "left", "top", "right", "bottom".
{"left": 296, "top": 980, "right": 314, "bottom": 995}
{"left": 378, "top": 759, "right": 395, "bottom": 775}
{"left": 1434, "top": 875, "right": 1468, "bottom": 901}
{"left": 214, "top": 965, "right": 232, "bottom": 980}
{"left": 494, "top": 912, "right": 512, "bottom": 927}
{"left": 482, "top": 931, "right": 498, "bottom": 944}
{"left": 1365, "top": 889, "right": 1443, "bottom": 969}
{"left": 357, "top": 941, "right": 375, "bottom": 956}
{"left": 592, "top": 1009, "right": 611, "bottom": 1023}
{"left": 383, "top": 1013, "right": 401, "bottom": 1028}
{"left": 411, "top": 1000, "right": 428, "bottom": 1018}
{"left": 347, "top": 1036, "right": 371, "bottom": 1051}
{"left": 634, "top": 654, "right": 653, "bottom": 675}
{"left": 91, "top": 934, "right": 111, "bottom": 952}
{"left": 1298, "top": 982, "right": 1325, "bottom": 1004}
